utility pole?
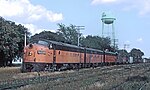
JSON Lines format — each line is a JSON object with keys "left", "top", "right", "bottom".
{"left": 124, "top": 44, "right": 129, "bottom": 50}
{"left": 75, "top": 26, "right": 85, "bottom": 46}
{"left": 24, "top": 31, "right": 27, "bottom": 47}
{"left": 123, "top": 44, "right": 129, "bottom": 56}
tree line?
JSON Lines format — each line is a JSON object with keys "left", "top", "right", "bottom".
{"left": 118, "top": 48, "right": 144, "bottom": 63}
{"left": 0, "top": 17, "right": 30, "bottom": 66}
{"left": 0, "top": 17, "right": 145, "bottom": 66}
{"left": 31, "top": 23, "right": 113, "bottom": 51}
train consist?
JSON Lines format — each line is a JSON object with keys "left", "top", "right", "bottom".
{"left": 22, "top": 39, "right": 117, "bottom": 72}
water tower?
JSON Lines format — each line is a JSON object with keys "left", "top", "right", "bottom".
{"left": 101, "top": 12, "right": 117, "bottom": 49}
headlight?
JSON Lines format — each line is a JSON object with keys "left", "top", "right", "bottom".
{"left": 28, "top": 52, "right": 32, "bottom": 56}
{"left": 37, "top": 50, "right": 46, "bottom": 55}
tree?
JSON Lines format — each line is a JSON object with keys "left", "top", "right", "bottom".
{"left": 57, "top": 23, "right": 81, "bottom": 45}
{"left": 30, "top": 31, "right": 65, "bottom": 43}
{"left": 0, "top": 17, "right": 30, "bottom": 66}
{"left": 30, "top": 23, "right": 81, "bottom": 44}
{"left": 81, "top": 35, "right": 113, "bottom": 51}
{"left": 130, "top": 48, "right": 144, "bottom": 63}
{"left": 31, "top": 23, "right": 114, "bottom": 52}
{"left": 117, "top": 49, "right": 129, "bottom": 63}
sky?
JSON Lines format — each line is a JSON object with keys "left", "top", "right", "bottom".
{"left": 0, "top": 0, "right": 150, "bottom": 57}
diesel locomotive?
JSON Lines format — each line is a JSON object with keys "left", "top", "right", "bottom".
{"left": 22, "top": 39, "right": 117, "bottom": 72}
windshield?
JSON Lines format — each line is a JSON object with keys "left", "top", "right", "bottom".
{"left": 37, "top": 40, "right": 49, "bottom": 47}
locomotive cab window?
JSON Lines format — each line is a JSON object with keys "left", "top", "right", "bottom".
{"left": 38, "top": 40, "right": 49, "bottom": 47}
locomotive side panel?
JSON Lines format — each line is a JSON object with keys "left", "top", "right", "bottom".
{"left": 55, "top": 50, "right": 79, "bottom": 63}
{"left": 85, "top": 49, "right": 104, "bottom": 64}
{"left": 79, "top": 53, "right": 84, "bottom": 63}
{"left": 105, "top": 55, "right": 113, "bottom": 62}
{"left": 91, "top": 54, "right": 103, "bottom": 63}
{"left": 105, "top": 53, "right": 117, "bottom": 63}
{"left": 35, "top": 49, "right": 53, "bottom": 63}
{"left": 86, "top": 54, "right": 91, "bottom": 64}
{"left": 55, "top": 50, "right": 84, "bottom": 63}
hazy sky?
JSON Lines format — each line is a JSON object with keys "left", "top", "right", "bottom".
{"left": 0, "top": 0, "right": 150, "bottom": 57}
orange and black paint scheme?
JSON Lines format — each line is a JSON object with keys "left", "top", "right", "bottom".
{"left": 22, "top": 39, "right": 117, "bottom": 72}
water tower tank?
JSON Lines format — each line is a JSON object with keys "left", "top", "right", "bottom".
{"left": 101, "top": 12, "right": 116, "bottom": 24}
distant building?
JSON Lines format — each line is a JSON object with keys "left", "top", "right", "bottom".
{"left": 12, "top": 57, "right": 22, "bottom": 65}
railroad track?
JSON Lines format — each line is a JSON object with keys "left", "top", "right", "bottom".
{"left": 109, "top": 63, "right": 150, "bottom": 90}
{"left": 0, "top": 75, "right": 65, "bottom": 89}
{"left": 39, "top": 63, "right": 149, "bottom": 89}
{"left": 0, "top": 64, "right": 124, "bottom": 89}
{"left": 0, "top": 63, "right": 150, "bottom": 90}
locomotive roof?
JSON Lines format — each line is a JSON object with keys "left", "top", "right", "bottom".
{"left": 105, "top": 51, "right": 117, "bottom": 55}
{"left": 38, "top": 39, "right": 117, "bottom": 55}
{"left": 86, "top": 48, "right": 103, "bottom": 53}
{"left": 39, "top": 39, "right": 84, "bottom": 50}
{"left": 86, "top": 48, "right": 116, "bottom": 55}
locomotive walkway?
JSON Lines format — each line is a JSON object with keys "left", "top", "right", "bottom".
{"left": 0, "top": 63, "right": 150, "bottom": 90}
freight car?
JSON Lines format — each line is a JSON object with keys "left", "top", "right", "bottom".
{"left": 22, "top": 39, "right": 117, "bottom": 72}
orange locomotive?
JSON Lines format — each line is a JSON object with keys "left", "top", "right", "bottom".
{"left": 22, "top": 39, "right": 117, "bottom": 72}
